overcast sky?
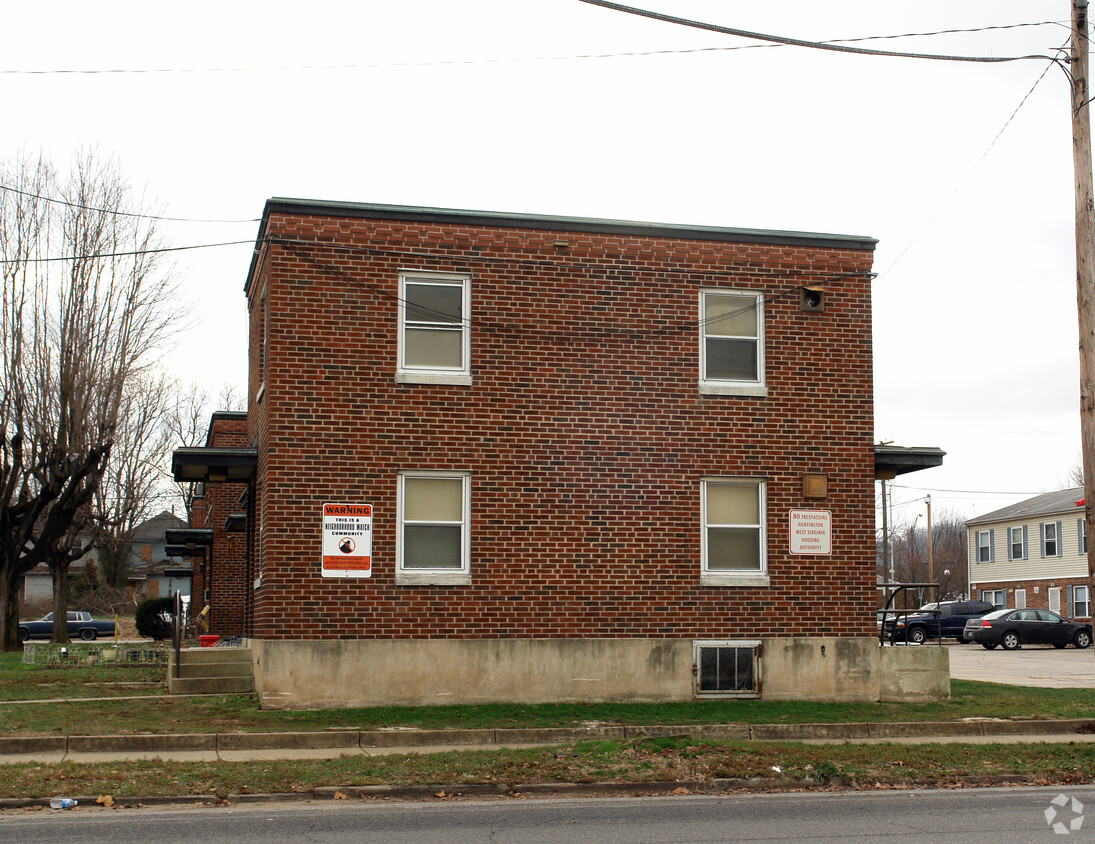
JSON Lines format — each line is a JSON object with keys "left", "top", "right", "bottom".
{"left": 1, "top": 1, "right": 1084, "bottom": 528}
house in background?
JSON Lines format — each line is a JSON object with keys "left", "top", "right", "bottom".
{"left": 966, "top": 488, "right": 1091, "bottom": 619}
{"left": 174, "top": 198, "right": 948, "bottom": 708}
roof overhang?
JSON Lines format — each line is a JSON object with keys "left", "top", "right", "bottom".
{"left": 874, "top": 445, "right": 945, "bottom": 480}
{"left": 164, "top": 528, "right": 213, "bottom": 558}
{"left": 171, "top": 447, "right": 257, "bottom": 484}
{"left": 225, "top": 513, "right": 247, "bottom": 533}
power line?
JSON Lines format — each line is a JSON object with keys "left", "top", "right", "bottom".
{"left": 577, "top": 0, "right": 1062, "bottom": 64}
{"left": 0, "top": 182, "right": 259, "bottom": 225}
{"left": 0, "top": 20, "right": 1067, "bottom": 76}
{"left": 0, "top": 239, "right": 254, "bottom": 265}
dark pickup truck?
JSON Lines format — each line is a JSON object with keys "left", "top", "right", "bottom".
{"left": 18, "top": 611, "right": 117, "bottom": 642}
{"left": 883, "top": 600, "right": 997, "bottom": 644}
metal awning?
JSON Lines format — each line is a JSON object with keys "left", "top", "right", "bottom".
{"left": 164, "top": 528, "right": 213, "bottom": 558}
{"left": 874, "top": 445, "right": 945, "bottom": 480}
{"left": 171, "top": 447, "right": 257, "bottom": 484}
{"left": 225, "top": 513, "right": 247, "bottom": 533}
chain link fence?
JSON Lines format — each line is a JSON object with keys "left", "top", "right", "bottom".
{"left": 21, "top": 642, "right": 169, "bottom": 667}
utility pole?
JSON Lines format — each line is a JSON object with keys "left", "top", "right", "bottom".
{"left": 1071, "top": 1, "right": 1095, "bottom": 666}
{"left": 925, "top": 494, "right": 935, "bottom": 593}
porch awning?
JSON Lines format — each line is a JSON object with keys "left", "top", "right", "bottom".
{"left": 874, "top": 445, "right": 945, "bottom": 480}
{"left": 171, "top": 447, "right": 257, "bottom": 484}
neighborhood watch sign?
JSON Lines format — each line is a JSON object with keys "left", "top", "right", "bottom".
{"left": 321, "top": 503, "right": 373, "bottom": 578}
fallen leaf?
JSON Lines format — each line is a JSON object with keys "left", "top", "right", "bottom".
{"left": 333, "top": 791, "right": 348, "bottom": 800}
{"left": 96, "top": 795, "right": 115, "bottom": 808}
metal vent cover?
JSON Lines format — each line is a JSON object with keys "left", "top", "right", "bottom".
{"left": 693, "top": 640, "right": 761, "bottom": 698}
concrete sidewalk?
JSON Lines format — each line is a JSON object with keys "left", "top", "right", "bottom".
{"left": 2, "top": 718, "right": 1094, "bottom": 765}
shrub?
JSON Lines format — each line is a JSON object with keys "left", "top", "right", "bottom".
{"left": 134, "top": 597, "right": 175, "bottom": 641}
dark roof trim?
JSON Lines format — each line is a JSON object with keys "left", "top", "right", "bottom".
{"left": 165, "top": 528, "right": 213, "bottom": 546}
{"left": 171, "top": 447, "right": 257, "bottom": 484}
{"left": 246, "top": 198, "right": 877, "bottom": 293}
{"left": 164, "top": 545, "right": 203, "bottom": 558}
{"left": 874, "top": 445, "right": 945, "bottom": 480}
{"left": 225, "top": 513, "right": 247, "bottom": 533}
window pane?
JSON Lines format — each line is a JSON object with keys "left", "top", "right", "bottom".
{"left": 706, "top": 484, "right": 759, "bottom": 525}
{"left": 406, "top": 283, "right": 462, "bottom": 324}
{"left": 404, "top": 477, "right": 463, "bottom": 521}
{"left": 403, "top": 525, "right": 462, "bottom": 568}
{"left": 706, "top": 338, "right": 757, "bottom": 381}
{"left": 405, "top": 327, "right": 463, "bottom": 368}
{"left": 707, "top": 527, "right": 761, "bottom": 570}
{"left": 705, "top": 294, "right": 757, "bottom": 338}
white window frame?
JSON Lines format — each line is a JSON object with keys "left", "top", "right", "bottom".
{"left": 396, "top": 470, "right": 471, "bottom": 586}
{"left": 1008, "top": 526, "right": 1025, "bottom": 561}
{"left": 1042, "top": 521, "right": 1061, "bottom": 558}
{"left": 1080, "top": 519, "right": 1088, "bottom": 555}
{"left": 396, "top": 270, "right": 471, "bottom": 386}
{"left": 1075, "top": 585, "right": 1091, "bottom": 618}
{"left": 698, "top": 289, "right": 767, "bottom": 397}
{"left": 700, "top": 478, "right": 769, "bottom": 587}
{"left": 980, "top": 588, "right": 1005, "bottom": 607}
{"left": 976, "top": 530, "right": 993, "bottom": 563}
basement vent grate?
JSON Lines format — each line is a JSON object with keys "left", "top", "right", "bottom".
{"left": 693, "top": 640, "right": 761, "bottom": 698}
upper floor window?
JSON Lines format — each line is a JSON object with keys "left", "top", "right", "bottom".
{"left": 1008, "top": 526, "right": 1027, "bottom": 561}
{"left": 1041, "top": 521, "right": 1062, "bottom": 558}
{"left": 699, "top": 290, "right": 766, "bottom": 397}
{"left": 397, "top": 471, "right": 471, "bottom": 586}
{"left": 1080, "top": 518, "right": 1087, "bottom": 555}
{"left": 397, "top": 271, "right": 471, "bottom": 385}
{"left": 701, "top": 478, "right": 768, "bottom": 587}
{"left": 976, "top": 529, "right": 993, "bottom": 563}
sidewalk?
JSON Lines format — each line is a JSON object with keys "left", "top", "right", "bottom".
{"left": 3, "top": 718, "right": 1094, "bottom": 765}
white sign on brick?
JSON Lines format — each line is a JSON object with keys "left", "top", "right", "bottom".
{"left": 788, "top": 509, "right": 831, "bottom": 555}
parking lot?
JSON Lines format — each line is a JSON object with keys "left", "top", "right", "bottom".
{"left": 943, "top": 642, "right": 1095, "bottom": 688}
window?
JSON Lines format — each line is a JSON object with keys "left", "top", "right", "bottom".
{"left": 976, "top": 530, "right": 993, "bottom": 563}
{"left": 701, "top": 479, "right": 768, "bottom": 587}
{"left": 1080, "top": 518, "right": 1087, "bottom": 555}
{"left": 699, "top": 290, "right": 766, "bottom": 396}
{"left": 1041, "top": 521, "right": 1062, "bottom": 557}
{"left": 1008, "top": 526, "right": 1026, "bottom": 561}
{"left": 397, "top": 271, "right": 471, "bottom": 385}
{"left": 981, "top": 589, "right": 1005, "bottom": 607}
{"left": 1075, "top": 585, "right": 1091, "bottom": 618}
{"left": 397, "top": 471, "right": 470, "bottom": 585}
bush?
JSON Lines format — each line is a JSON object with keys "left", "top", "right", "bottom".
{"left": 134, "top": 597, "right": 175, "bottom": 641}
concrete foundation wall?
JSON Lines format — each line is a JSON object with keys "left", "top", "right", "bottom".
{"left": 879, "top": 644, "right": 951, "bottom": 702}
{"left": 250, "top": 637, "right": 950, "bottom": 710}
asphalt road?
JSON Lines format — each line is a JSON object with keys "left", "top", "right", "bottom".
{"left": 5, "top": 786, "right": 1093, "bottom": 842}
{"left": 944, "top": 641, "right": 1095, "bottom": 688}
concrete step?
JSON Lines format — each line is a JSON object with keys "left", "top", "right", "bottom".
{"left": 167, "top": 647, "right": 254, "bottom": 696}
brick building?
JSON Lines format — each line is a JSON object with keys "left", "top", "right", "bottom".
{"left": 174, "top": 199, "right": 947, "bottom": 708}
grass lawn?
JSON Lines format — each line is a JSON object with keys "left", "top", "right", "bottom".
{"left": 2, "top": 651, "right": 1095, "bottom": 800}
{"left": 1, "top": 650, "right": 1094, "bottom": 737}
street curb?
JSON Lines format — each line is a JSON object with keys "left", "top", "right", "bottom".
{"left": 1, "top": 719, "right": 1092, "bottom": 758}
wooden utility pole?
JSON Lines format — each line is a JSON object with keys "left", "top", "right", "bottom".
{"left": 925, "top": 494, "right": 934, "bottom": 592}
{"left": 1072, "top": 1, "right": 1095, "bottom": 657}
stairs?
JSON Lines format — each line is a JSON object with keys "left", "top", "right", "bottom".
{"left": 167, "top": 646, "right": 254, "bottom": 695}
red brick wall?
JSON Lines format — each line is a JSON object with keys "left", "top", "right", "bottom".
{"left": 197, "top": 413, "right": 250, "bottom": 636}
{"left": 971, "top": 578, "right": 1092, "bottom": 619}
{"left": 245, "top": 210, "right": 877, "bottom": 640}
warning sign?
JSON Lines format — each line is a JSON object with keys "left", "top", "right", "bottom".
{"left": 789, "top": 509, "right": 832, "bottom": 555}
{"left": 322, "top": 503, "right": 372, "bottom": 578}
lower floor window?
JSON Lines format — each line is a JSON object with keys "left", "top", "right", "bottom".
{"left": 1075, "top": 585, "right": 1091, "bottom": 618}
{"left": 397, "top": 471, "right": 470, "bottom": 585}
{"left": 980, "top": 589, "right": 1005, "bottom": 608}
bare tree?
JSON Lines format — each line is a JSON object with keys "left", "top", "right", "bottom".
{"left": 882, "top": 510, "right": 970, "bottom": 605}
{"left": 92, "top": 371, "right": 174, "bottom": 591}
{"left": 0, "top": 151, "right": 178, "bottom": 650}
{"left": 162, "top": 380, "right": 243, "bottom": 522}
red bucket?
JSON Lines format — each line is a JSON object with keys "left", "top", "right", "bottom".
{"left": 199, "top": 635, "right": 220, "bottom": 647}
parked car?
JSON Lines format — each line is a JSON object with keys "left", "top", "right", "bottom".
{"left": 883, "top": 600, "right": 997, "bottom": 644}
{"left": 964, "top": 608, "right": 1093, "bottom": 650}
{"left": 18, "top": 611, "right": 117, "bottom": 642}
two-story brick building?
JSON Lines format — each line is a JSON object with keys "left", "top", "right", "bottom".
{"left": 173, "top": 198, "right": 946, "bottom": 708}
